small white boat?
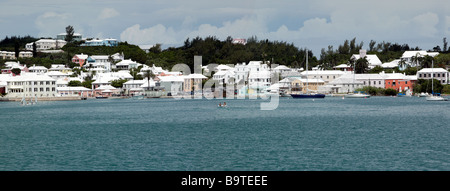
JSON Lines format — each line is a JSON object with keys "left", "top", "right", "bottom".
{"left": 426, "top": 95, "right": 448, "bottom": 101}
{"left": 418, "top": 92, "right": 428, "bottom": 97}
{"left": 344, "top": 92, "right": 370, "bottom": 98}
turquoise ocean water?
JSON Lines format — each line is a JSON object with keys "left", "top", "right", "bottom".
{"left": 0, "top": 96, "right": 449, "bottom": 171}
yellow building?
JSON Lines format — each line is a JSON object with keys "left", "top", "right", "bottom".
{"left": 290, "top": 77, "right": 325, "bottom": 94}
{"left": 183, "top": 73, "right": 207, "bottom": 92}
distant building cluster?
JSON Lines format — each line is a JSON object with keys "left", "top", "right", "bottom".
{"left": 1, "top": 42, "right": 448, "bottom": 100}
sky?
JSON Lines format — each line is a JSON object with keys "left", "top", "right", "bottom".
{"left": 1, "top": 0, "right": 449, "bottom": 56}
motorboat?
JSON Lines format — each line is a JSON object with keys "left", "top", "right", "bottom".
{"left": 344, "top": 91, "right": 370, "bottom": 98}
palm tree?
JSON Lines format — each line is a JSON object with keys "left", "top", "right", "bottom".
{"left": 355, "top": 57, "right": 369, "bottom": 74}
{"left": 398, "top": 58, "right": 408, "bottom": 70}
{"left": 144, "top": 69, "right": 155, "bottom": 91}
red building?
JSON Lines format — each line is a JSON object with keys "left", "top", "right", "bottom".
{"left": 384, "top": 73, "right": 415, "bottom": 92}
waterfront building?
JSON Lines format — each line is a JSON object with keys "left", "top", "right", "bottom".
{"left": 417, "top": 68, "right": 448, "bottom": 84}
{"left": 56, "top": 86, "right": 92, "bottom": 97}
{"left": 158, "top": 76, "right": 184, "bottom": 96}
{"left": 382, "top": 72, "right": 416, "bottom": 92}
{"left": 122, "top": 79, "right": 145, "bottom": 95}
{"left": 300, "top": 70, "right": 346, "bottom": 84}
{"left": 5, "top": 73, "right": 56, "bottom": 98}
{"left": 354, "top": 73, "right": 385, "bottom": 89}
{"left": 94, "top": 85, "right": 119, "bottom": 97}
{"left": 289, "top": 77, "right": 325, "bottom": 94}
{"left": 183, "top": 73, "right": 207, "bottom": 93}
{"left": 319, "top": 73, "right": 364, "bottom": 94}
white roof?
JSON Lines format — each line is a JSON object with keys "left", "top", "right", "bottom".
{"left": 382, "top": 59, "right": 400, "bottom": 68}
{"left": 185, "top": 73, "right": 207, "bottom": 79}
{"left": 417, "top": 68, "right": 448, "bottom": 73}
{"left": 74, "top": 54, "right": 89, "bottom": 60}
{"left": 216, "top": 65, "right": 232, "bottom": 70}
{"left": 329, "top": 74, "right": 363, "bottom": 85}
{"left": 29, "top": 66, "right": 48, "bottom": 70}
{"left": 382, "top": 73, "right": 408, "bottom": 80}
{"left": 95, "top": 85, "right": 117, "bottom": 90}
{"left": 249, "top": 71, "right": 271, "bottom": 79}
{"left": 57, "top": 86, "right": 91, "bottom": 91}
{"left": 401, "top": 51, "right": 439, "bottom": 58}
{"left": 354, "top": 73, "right": 385, "bottom": 80}
{"left": 47, "top": 71, "right": 69, "bottom": 76}
{"left": 116, "top": 59, "right": 137, "bottom": 66}
{"left": 158, "top": 76, "right": 184, "bottom": 82}
{"left": 290, "top": 77, "right": 325, "bottom": 83}
{"left": 301, "top": 70, "right": 345, "bottom": 75}
{"left": 123, "top": 80, "right": 145, "bottom": 85}
{"left": 274, "top": 65, "right": 290, "bottom": 70}
{"left": 334, "top": 64, "right": 351, "bottom": 68}
{"left": 7, "top": 73, "right": 55, "bottom": 82}
{"left": 351, "top": 54, "right": 382, "bottom": 65}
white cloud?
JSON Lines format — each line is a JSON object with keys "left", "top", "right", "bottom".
{"left": 98, "top": 8, "right": 120, "bottom": 20}
{"left": 411, "top": 12, "right": 439, "bottom": 37}
{"left": 35, "top": 12, "right": 71, "bottom": 37}
{"left": 120, "top": 24, "right": 178, "bottom": 45}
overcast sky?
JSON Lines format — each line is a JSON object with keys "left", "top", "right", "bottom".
{"left": 1, "top": 0, "right": 449, "bottom": 56}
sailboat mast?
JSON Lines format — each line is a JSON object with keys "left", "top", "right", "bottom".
{"left": 306, "top": 50, "right": 308, "bottom": 94}
{"left": 431, "top": 60, "right": 434, "bottom": 95}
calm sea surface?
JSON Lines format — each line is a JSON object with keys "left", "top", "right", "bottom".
{"left": 1, "top": 96, "right": 449, "bottom": 171}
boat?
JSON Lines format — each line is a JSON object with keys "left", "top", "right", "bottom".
{"left": 426, "top": 60, "right": 448, "bottom": 101}
{"left": 291, "top": 93, "right": 326, "bottom": 98}
{"left": 96, "top": 96, "right": 108, "bottom": 99}
{"left": 426, "top": 94, "right": 448, "bottom": 101}
{"left": 418, "top": 92, "right": 428, "bottom": 97}
{"left": 290, "top": 50, "right": 325, "bottom": 99}
{"left": 345, "top": 91, "right": 371, "bottom": 98}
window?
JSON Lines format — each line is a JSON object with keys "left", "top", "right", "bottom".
{"left": 393, "top": 81, "right": 396, "bottom": 86}
{"left": 379, "top": 81, "right": 381, "bottom": 85}
{"left": 419, "top": 74, "right": 422, "bottom": 77}
{"left": 405, "top": 81, "right": 408, "bottom": 84}
{"left": 437, "top": 73, "right": 440, "bottom": 77}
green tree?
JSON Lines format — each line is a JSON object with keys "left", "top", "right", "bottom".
{"left": 111, "top": 79, "right": 128, "bottom": 88}
{"left": 11, "top": 68, "right": 21, "bottom": 75}
{"left": 68, "top": 80, "right": 82, "bottom": 86}
{"left": 354, "top": 57, "right": 369, "bottom": 73}
{"left": 65, "top": 25, "right": 75, "bottom": 43}
{"left": 384, "top": 88, "right": 397, "bottom": 96}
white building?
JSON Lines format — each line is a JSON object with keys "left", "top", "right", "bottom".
{"left": 401, "top": 51, "right": 439, "bottom": 67}
{"left": 158, "top": 76, "right": 184, "bottom": 96}
{"left": 300, "top": 70, "right": 346, "bottom": 84}
{"left": 351, "top": 52, "right": 382, "bottom": 69}
{"left": 25, "top": 39, "right": 67, "bottom": 51}
{"left": 116, "top": 59, "right": 141, "bottom": 70}
{"left": 319, "top": 73, "right": 364, "bottom": 94}
{"left": 417, "top": 68, "right": 448, "bottom": 84}
{"left": 28, "top": 65, "right": 48, "bottom": 74}
{"left": 354, "top": 73, "right": 385, "bottom": 88}
{"left": 5, "top": 73, "right": 57, "bottom": 98}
